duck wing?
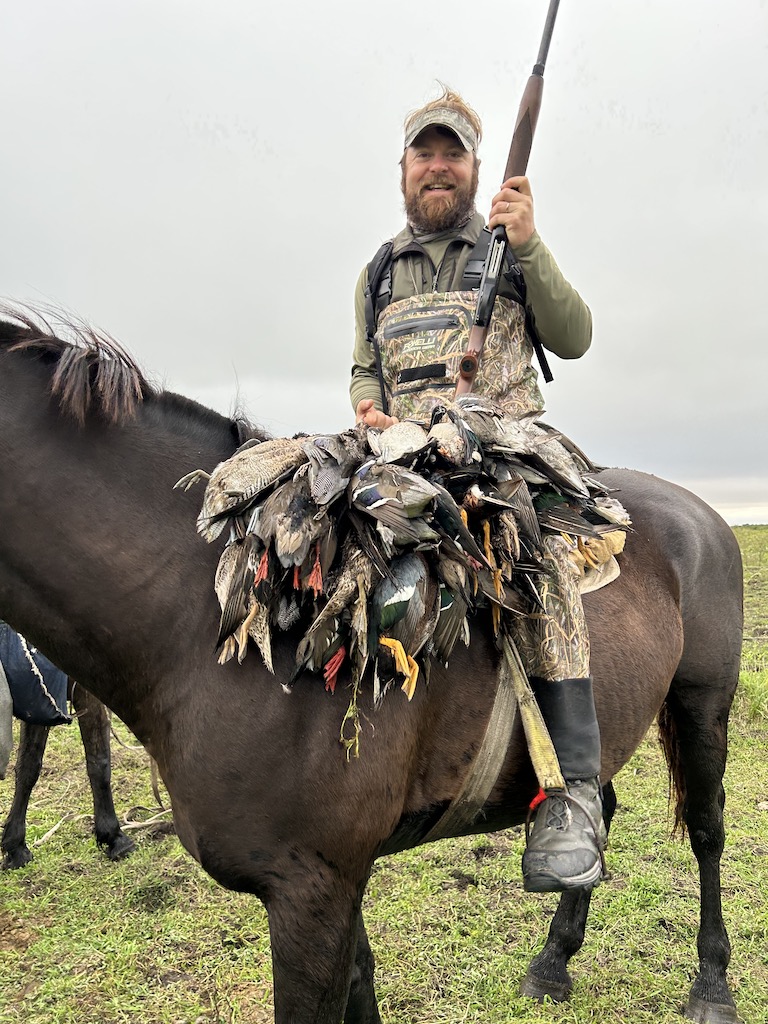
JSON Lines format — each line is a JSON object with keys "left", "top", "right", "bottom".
{"left": 197, "top": 437, "right": 308, "bottom": 540}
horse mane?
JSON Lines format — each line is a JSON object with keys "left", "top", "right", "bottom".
{"left": 0, "top": 302, "right": 268, "bottom": 443}
{"left": 0, "top": 303, "right": 152, "bottom": 425}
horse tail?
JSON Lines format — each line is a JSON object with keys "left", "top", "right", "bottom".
{"left": 657, "top": 699, "right": 687, "bottom": 836}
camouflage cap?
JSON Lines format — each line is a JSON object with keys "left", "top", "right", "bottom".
{"left": 403, "top": 106, "right": 479, "bottom": 153}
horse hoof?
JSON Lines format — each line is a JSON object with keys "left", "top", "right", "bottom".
{"left": 685, "top": 994, "right": 741, "bottom": 1023}
{"left": 520, "top": 970, "right": 572, "bottom": 1003}
{"left": 2, "top": 846, "right": 34, "bottom": 870}
{"left": 105, "top": 833, "right": 136, "bottom": 861}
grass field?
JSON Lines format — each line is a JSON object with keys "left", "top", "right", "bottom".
{"left": 0, "top": 529, "right": 766, "bottom": 1024}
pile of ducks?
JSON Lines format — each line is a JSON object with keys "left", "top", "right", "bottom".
{"left": 176, "top": 395, "right": 627, "bottom": 719}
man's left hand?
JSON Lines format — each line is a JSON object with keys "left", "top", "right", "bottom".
{"left": 488, "top": 175, "right": 535, "bottom": 247}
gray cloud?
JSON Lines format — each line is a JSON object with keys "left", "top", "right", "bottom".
{"left": 2, "top": 0, "right": 766, "bottom": 522}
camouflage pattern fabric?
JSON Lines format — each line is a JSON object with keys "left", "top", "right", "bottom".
{"left": 375, "top": 289, "right": 590, "bottom": 683}
{"left": 376, "top": 290, "right": 544, "bottom": 422}
{"left": 512, "top": 534, "right": 591, "bottom": 682}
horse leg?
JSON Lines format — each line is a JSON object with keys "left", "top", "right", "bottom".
{"left": 520, "top": 780, "right": 617, "bottom": 1000}
{"left": 662, "top": 686, "right": 739, "bottom": 1023}
{"left": 71, "top": 683, "right": 135, "bottom": 861}
{"left": 1, "top": 721, "right": 49, "bottom": 869}
{"left": 267, "top": 872, "right": 377, "bottom": 1024}
{"left": 344, "top": 909, "right": 382, "bottom": 1024}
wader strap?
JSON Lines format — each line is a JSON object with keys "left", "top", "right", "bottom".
{"left": 459, "top": 230, "right": 493, "bottom": 290}
{"left": 364, "top": 240, "right": 395, "bottom": 415}
{"left": 503, "top": 249, "right": 554, "bottom": 384}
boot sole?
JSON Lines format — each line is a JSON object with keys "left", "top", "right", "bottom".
{"left": 523, "top": 859, "right": 603, "bottom": 893}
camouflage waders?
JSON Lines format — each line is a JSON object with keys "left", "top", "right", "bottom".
{"left": 374, "top": 289, "right": 591, "bottom": 684}
{"left": 376, "top": 288, "right": 605, "bottom": 892}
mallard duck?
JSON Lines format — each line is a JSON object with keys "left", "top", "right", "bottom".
{"left": 368, "top": 551, "right": 439, "bottom": 701}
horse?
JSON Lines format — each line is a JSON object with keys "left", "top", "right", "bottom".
{"left": 1, "top": 671, "right": 136, "bottom": 869}
{"left": 0, "top": 308, "right": 743, "bottom": 1024}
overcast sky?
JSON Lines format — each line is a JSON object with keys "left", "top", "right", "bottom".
{"left": 2, "top": 0, "right": 766, "bottom": 523}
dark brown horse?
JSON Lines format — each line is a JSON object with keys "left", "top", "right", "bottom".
{"left": 2, "top": 678, "right": 135, "bottom": 869}
{"left": 0, "top": 309, "right": 743, "bottom": 1023}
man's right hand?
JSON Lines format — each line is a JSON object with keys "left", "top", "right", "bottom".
{"left": 355, "top": 399, "right": 399, "bottom": 430}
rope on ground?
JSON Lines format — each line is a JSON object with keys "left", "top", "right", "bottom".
{"left": 120, "top": 805, "right": 174, "bottom": 833}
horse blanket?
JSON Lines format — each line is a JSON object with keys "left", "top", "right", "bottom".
{"left": 0, "top": 622, "right": 71, "bottom": 726}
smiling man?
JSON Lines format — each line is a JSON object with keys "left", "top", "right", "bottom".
{"left": 350, "top": 86, "right": 592, "bottom": 431}
{"left": 348, "top": 87, "right": 612, "bottom": 896}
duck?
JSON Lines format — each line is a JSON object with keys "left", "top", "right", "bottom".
{"left": 348, "top": 459, "right": 442, "bottom": 552}
{"left": 254, "top": 469, "right": 318, "bottom": 565}
{"left": 429, "top": 478, "right": 491, "bottom": 569}
{"left": 302, "top": 427, "right": 368, "bottom": 506}
{"left": 177, "top": 436, "right": 309, "bottom": 542}
{"left": 429, "top": 554, "right": 472, "bottom": 666}
{"left": 367, "top": 420, "right": 433, "bottom": 467}
{"left": 367, "top": 551, "right": 439, "bottom": 701}
{"left": 186, "top": 402, "right": 629, "bottom": 711}
{"left": 214, "top": 537, "right": 273, "bottom": 670}
{"left": 251, "top": 468, "right": 337, "bottom": 596}
{"left": 214, "top": 533, "right": 259, "bottom": 653}
{"left": 291, "top": 537, "right": 376, "bottom": 688}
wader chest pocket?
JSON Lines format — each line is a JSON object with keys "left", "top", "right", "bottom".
{"left": 382, "top": 314, "right": 462, "bottom": 339}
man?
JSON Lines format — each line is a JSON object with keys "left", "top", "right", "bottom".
{"left": 349, "top": 87, "right": 606, "bottom": 893}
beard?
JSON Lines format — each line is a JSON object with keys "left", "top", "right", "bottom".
{"left": 402, "top": 165, "right": 479, "bottom": 233}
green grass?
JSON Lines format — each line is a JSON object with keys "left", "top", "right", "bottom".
{"left": 734, "top": 525, "right": 768, "bottom": 672}
{"left": 0, "top": 528, "right": 766, "bottom": 1023}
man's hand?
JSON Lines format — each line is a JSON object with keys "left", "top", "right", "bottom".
{"left": 488, "top": 175, "right": 535, "bottom": 247}
{"left": 355, "top": 399, "right": 399, "bottom": 430}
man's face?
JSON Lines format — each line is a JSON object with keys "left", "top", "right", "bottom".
{"left": 402, "top": 127, "right": 478, "bottom": 233}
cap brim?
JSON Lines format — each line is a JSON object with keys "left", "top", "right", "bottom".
{"left": 403, "top": 108, "right": 478, "bottom": 152}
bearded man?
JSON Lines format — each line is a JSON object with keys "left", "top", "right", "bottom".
{"left": 349, "top": 86, "right": 608, "bottom": 894}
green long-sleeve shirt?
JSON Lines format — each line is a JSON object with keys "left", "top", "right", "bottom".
{"left": 349, "top": 211, "right": 592, "bottom": 413}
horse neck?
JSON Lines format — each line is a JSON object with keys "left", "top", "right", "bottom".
{"left": 0, "top": 365, "right": 235, "bottom": 712}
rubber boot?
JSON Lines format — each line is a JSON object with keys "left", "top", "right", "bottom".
{"left": 521, "top": 676, "right": 607, "bottom": 893}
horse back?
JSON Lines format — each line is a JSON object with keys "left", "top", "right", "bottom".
{"left": 587, "top": 469, "right": 743, "bottom": 738}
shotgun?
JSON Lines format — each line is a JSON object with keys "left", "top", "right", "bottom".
{"left": 456, "top": 0, "right": 560, "bottom": 396}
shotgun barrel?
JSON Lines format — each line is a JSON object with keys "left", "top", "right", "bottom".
{"left": 456, "top": 0, "right": 560, "bottom": 395}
